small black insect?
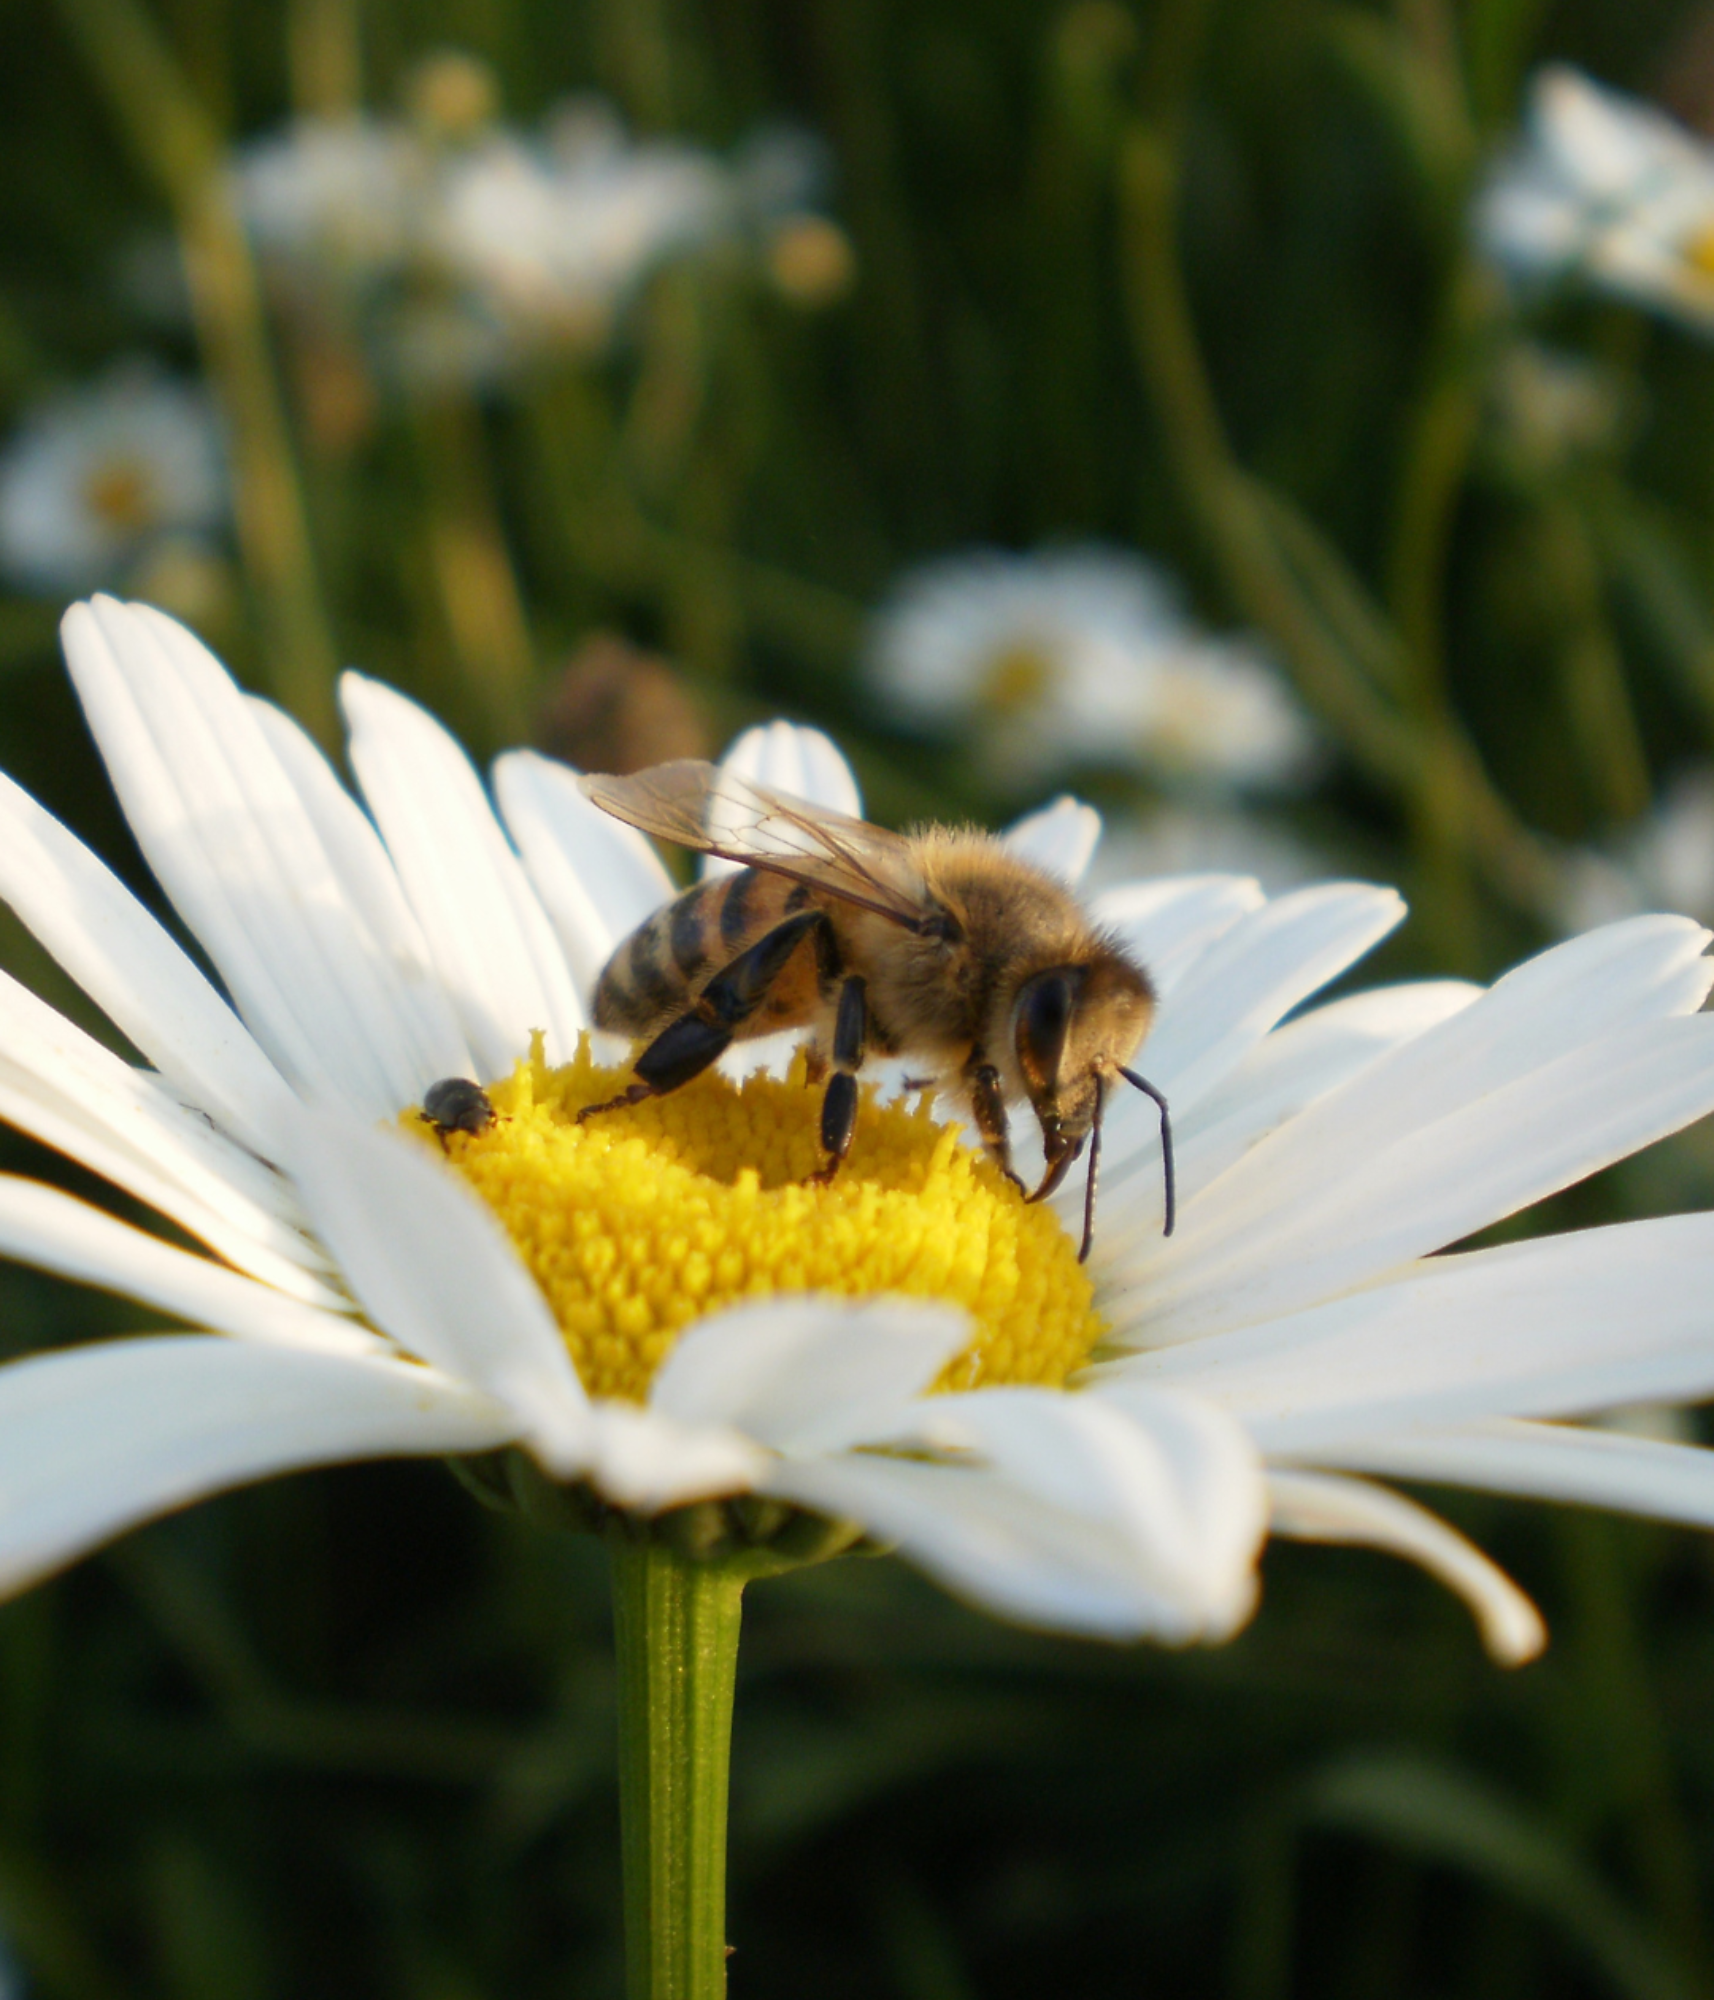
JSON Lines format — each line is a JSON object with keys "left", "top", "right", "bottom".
{"left": 421, "top": 1077, "right": 496, "bottom": 1148}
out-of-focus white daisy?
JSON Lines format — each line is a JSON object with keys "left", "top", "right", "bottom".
{"left": 1557, "top": 767, "right": 1714, "bottom": 932}
{"left": 231, "top": 114, "right": 426, "bottom": 285}
{"left": 0, "top": 366, "right": 226, "bottom": 597}
{"left": 425, "top": 114, "right": 727, "bottom": 353}
{"left": 1083, "top": 802, "right": 1333, "bottom": 898}
{"left": 2, "top": 600, "right": 1714, "bottom": 1661}
{"left": 231, "top": 74, "right": 850, "bottom": 378}
{"left": 1475, "top": 65, "right": 1714, "bottom": 333}
{"left": 866, "top": 545, "right": 1317, "bottom": 792}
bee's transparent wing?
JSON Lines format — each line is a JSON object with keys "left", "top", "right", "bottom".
{"left": 578, "top": 761, "right": 928, "bottom": 927}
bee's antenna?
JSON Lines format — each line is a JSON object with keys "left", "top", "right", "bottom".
{"left": 1116, "top": 1066, "right": 1175, "bottom": 1238}
{"left": 1079, "top": 1073, "right": 1104, "bottom": 1263}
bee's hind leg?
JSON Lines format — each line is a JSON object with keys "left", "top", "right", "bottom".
{"left": 579, "top": 911, "right": 823, "bottom": 1123}
{"left": 808, "top": 974, "right": 867, "bottom": 1185}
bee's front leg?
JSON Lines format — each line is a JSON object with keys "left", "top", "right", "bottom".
{"left": 966, "top": 1060, "right": 1025, "bottom": 1194}
{"left": 580, "top": 911, "right": 822, "bottom": 1122}
{"left": 808, "top": 974, "right": 867, "bottom": 1185}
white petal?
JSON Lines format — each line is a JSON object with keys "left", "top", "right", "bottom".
{"left": 1266, "top": 1470, "right": 1545, "bottom": 1664}
{"left": 1105, "top": 925, "right": 1714, "bottom": 1343}
{"left": 1091, "top": 979, "right": 1482, "bottom": 1256}
{"left": 583, "top": 1401, "right": 767, "bottom": 1511}
{"left": 701, "top": 721, "right": 862, "bottom": 879}
{"left": 1090, "top": 874, "right": 1265, "bottom": 1000}
{"left": 0, "top": 967, "right": 340, "bottom": 1304}
{"left": 1307, "top": 1417, "right": 1714, "bottom": 1531}
{"left": 61, "top": 599, "right": 434, "bottom": 1116}
{"left": 246, "top": 697, "right": 474, "bottom": 1090}
{"left": 340, "top": 672, "right": 585, "bottom": 1075}
{"left": 278, "top": 1106, "right": 593, "bottom": 1465}
{"left": 894, "top": 1386, "right": 1265, "bottom": 1634}
{"left": 1100, "top": 1213, "right": 1714, "bottom": 1449}
{"left": 648, "top": 1297, "right": 971, "bottom": 1453}
{"left": 0, "top": 763, "right": 288, "bottom": 1157}
{"left": 1001, "top": 797, "right": 1102, "bottom": 884}
{"left": 764, "top": 1447, "right": 1249, "bottom": 1642}
{"left": 493, "top": 749, "right": 675, "bottom": 998}
{"left": 1127, "top": 883, "right": 1406, "bottom": 1113}
{"left": 0, "top": 1335, "right": 513, "bottom": 1598}
{"left": 0, "top": 1176, "right": 378, "bottom": 1357}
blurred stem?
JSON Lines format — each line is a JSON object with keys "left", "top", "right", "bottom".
{"left": 530, "top": 377, "right": 862, "bottom": 667}
{"left": 1116, "top": 117, "right": 1561, "bottom": 938}
{"left": 1539, "top": 500, "right": 1651, "bottom": 821}
{"left": 288, "top": 0, "right": 361, "bottom": 117}
{"left": 1556, "top": 1516, "right": 1714, "bottom": 1989}
{"left": 609, "top": 1526, "right": 746, "bottom": 2000}
{"left": 55, "top": 0, "right": 339, "bottom": 743}
{"left": 409, "top": 390, "right": 536, "bottom": 745}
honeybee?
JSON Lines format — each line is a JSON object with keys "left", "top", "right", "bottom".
{"left": 577, "top": 761, "right": 1174, "bottom": 1260}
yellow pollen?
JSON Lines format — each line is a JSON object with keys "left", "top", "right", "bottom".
{"left": 404, "top": 1035, "right": 1103, "bottom": 1404}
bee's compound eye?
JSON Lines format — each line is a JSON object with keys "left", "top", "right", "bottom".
{"left": 422, "top": 1077, "right": 495, "bottom": 1136}
{"left": 1014, "top": 970, "right": 1079, "bottom": 1095}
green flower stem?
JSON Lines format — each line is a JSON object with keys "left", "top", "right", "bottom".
{"left": 608, "top": 1525, "right": 748, "bottom": 2000}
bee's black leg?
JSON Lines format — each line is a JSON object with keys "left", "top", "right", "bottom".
{"left": 579, "top": 911, "right": 823, "bottom": 1121}
{"left": 809, "top": 974, "right": 867, "bottom": 1184}
{"left": 967, "top": 1060, "right": 1024, "bottom": 1193}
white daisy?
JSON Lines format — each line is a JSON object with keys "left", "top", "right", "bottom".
{"left": 1557, "top": 767, "right": 1714, "bottom": 932}
{"left": 866, "top": 544, "right": 1317, "bottom": 792}
{"left": 0, "top": 366, "right": 226, "bottom": 597}
{"left": 1475, "top": 65, "right": 1714, "bottom": 334}
{"left": 230, "top": 113, "right": 427, "bottom": 285}
{"left": 3, "top": 597, "right": 1714, "bottom": 1665}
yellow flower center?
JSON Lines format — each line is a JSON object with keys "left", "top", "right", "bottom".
{"left": 83, "top": 460, "right": 157, "bottom": 531}
{"left": 1684, "top": 222, "right": 1714, "bottom": 281}
{"left": 979, "top": 642, "right": 1056, "bottom": 715}
{"left": 406, "top": 1036, "right": 1102, "bottom": 1404}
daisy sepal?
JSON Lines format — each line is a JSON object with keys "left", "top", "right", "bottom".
{"left": 1096, "top": 1212, "right": 1714, "bottom": 1450}
{"left": 1312, "top": 1418, "right": 1714, "bottom": 1530}
{"left": 1102, "top": 935, "right": 1714, "bottom": 1343}
{"left": 494, "top": 748, "right": 675, "bottom": 995}
{"left": 0, "top": 1175, "right": 375, "bottom": 1356}
{"left": 0, "top": 1335, "right": 513, "bottom": 1599}
{"left": 277, "top": 1106, "right": 595, "bottom": 1467}
{"left": 1001, "top": 796, "right": 1101, "bottom": 883}
{"left": 340, "top": 672, "right": 584, "bottom": 1075}
{"left": 61, "top": 599, "right": 437, "bottom": 1118}
{"left": 244, "top": 696, "right": 475, "bottom": 1090}
{"left": 1266, "top": 1469, "right": 1546, "bottom": 1665}
{"left": 0, "top": 966, "right": 340, "bottom": 1304}
{"left": 0, "top": 765, "right": 288, "bottom": 1158}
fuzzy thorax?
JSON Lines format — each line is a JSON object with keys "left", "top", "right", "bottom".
{"left": 405, "top": 1035, "right": 1103, "bottom": 1404}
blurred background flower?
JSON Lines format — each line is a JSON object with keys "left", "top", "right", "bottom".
{"left": 866, "top": 544, "right": 1317, "bottom": 792}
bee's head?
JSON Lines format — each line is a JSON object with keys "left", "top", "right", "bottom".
{"left": 1011, "top": 951, "right": 1154, "bottom": 1199}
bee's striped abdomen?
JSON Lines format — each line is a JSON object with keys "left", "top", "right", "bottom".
{"left": 595, "top": 868, "right": 795, "bottom": 1035}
